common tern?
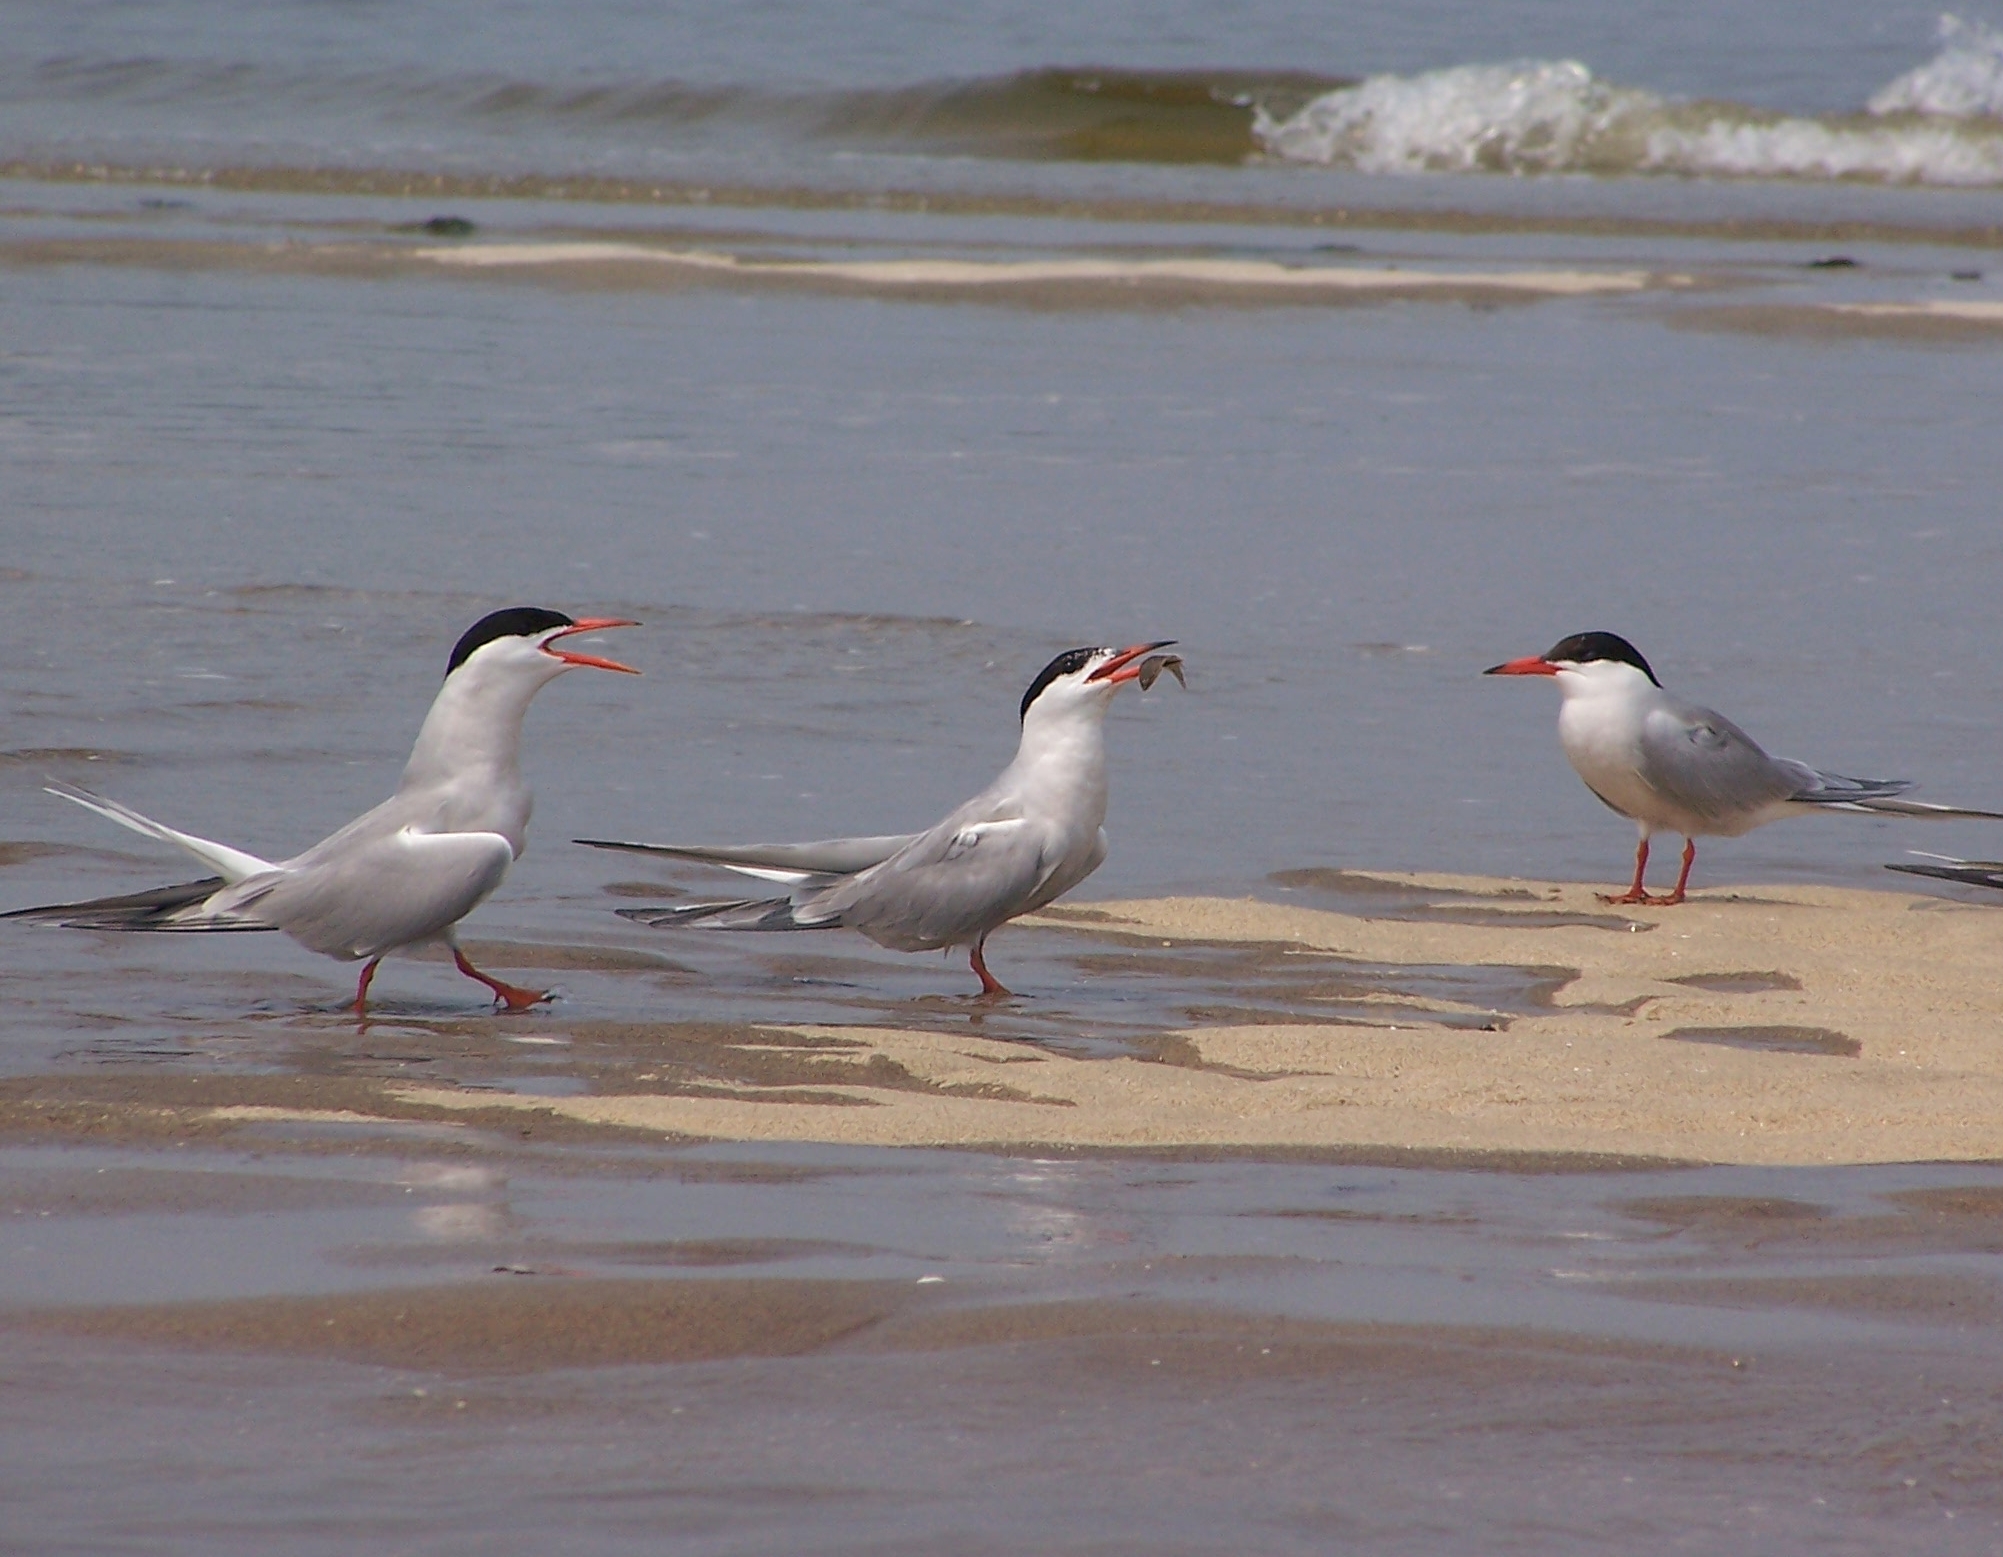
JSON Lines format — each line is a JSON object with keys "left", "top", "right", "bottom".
{"left": 6, "top": 607, "right": 637, "bottom": 1012}
{"left": 1485, "top": 630, "right": 2000, "bottom": 904}
{"left": 579, "top": 641, "right": 1177, "bottom": 995}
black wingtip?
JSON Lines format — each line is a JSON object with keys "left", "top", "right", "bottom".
{"left": 1886, "top": 860, "right": 2003, "bottom": 891}
{"left": 576, "top": 837, "right": 676, "bottom": 856}
{"left": 615, "top": 903, "right": 720, "bottom": 928}
{"left": 2, "top": 876, "right": 230, "bottom": 928}
{"left": 616, "top": 897, "right": 813, "bottom": 932}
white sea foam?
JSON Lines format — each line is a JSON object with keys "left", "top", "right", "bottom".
{"left": 1256, "top": 18, "right": 2003, "bottom": 186}
{"left": 1869, "top": 14, "right": 2003, "bottom": 117}
{"left": 1641, "top": 113, "right": 2003, "bottom": 185}
{"left": 1253, "top": 60, "right": 1660, "bottom": 176}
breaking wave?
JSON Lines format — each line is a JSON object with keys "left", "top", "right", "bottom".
{"left": 1254, "top": 15, "right": 2003, "bottom": 186}
{"left": 5, "top": 58, "right": 1344, "bottom": 166}
{"left": 13, "top": 17, "right": 2003, "bottom": 185}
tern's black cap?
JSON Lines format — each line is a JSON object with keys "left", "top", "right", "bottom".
{"left": 447, "top": 607, "right": 575, "bottom": 678}
{"left": 1020, "top": 647, "right": 1102, "bottom": 722}
{"left": 1543, "top": 631, "right": 1659, "bottom": 686}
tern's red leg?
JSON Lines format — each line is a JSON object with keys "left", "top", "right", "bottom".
{"left": 1598, "top": 839, "right": 1654, "bottom": 905}
{"left": 1597, "top": 837, "right": 1695, "bottom": 907}
{"left": 453, "top": 948, "right": 550, "bottom": 1012}
{"left": 353, "top": 957, "right": 382, "bottom": 1016}
{"left": 1653, "top": 838, "right": 1698, "bottom": 906}
{"left": 969, "top": 936, "right": 1012, "bottom": 998}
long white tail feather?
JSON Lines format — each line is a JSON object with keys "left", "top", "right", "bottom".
{"left": 46, "top": 781, "right": 278, "bottom": 884}
{"left": 575, "top": 835, "right": 917, "bottom": 880}
{"left": 685, "top": 861, "right": 817, "bottom": 887}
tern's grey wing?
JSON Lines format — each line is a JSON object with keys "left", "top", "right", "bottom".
{"left": 216, "top": 828, "right": 516, "bottom": 960}
{"left": 1778, "top": 765, "right": 1911, "bottom": 806}
{"left": 573, "top": 834, "right": 919, "bottom": 886}
{"left": 280, "top": 788, "right": 443, "bottom": 872}
{"left": 806, "top": 815, "right": 1059, "bottom": 951}
{"left": 1637, "top": 699, "right": 1799, "bottom": 823}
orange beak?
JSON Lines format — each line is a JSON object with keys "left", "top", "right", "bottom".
{"left": 1087, "top": 640, "right": 1177, "bottom": 685}
{"left": 545, "top": 618, "right": 640, "bottom": 674}
{"left": 1483, "top": 655, "right": 1559, "bottom": 677}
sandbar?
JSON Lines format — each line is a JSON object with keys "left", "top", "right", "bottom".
{"left": 414, "top": 241, "right": 1673, "bottom": 299}
{"left": 363, "top": 874, "right": 2003, "bottom": 1168}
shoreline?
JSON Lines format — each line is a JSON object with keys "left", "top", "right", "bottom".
{"left": 11, "top": 160, "right": 2003, "bottom": 248}
{"left": 393, "top": 874, "right": 2003, "bottom": 1166}
{"left": 9, "top": 873, "right": 2001, "bottom": 1170}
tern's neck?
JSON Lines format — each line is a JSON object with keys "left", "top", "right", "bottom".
{"left": 1008, "top": 701, "right": 1110, "bottom": 819}
{"left": 399, "top": 662, "right": 555, "bottom": 796}
{"left": 1554, "top": 665, "right": 1659, "bottom": 757}
{"left": 1556, "top": 664, "right": 1659, "bottom": 713}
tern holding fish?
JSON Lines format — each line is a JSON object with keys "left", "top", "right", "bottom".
{"left": 6, "top": 607, "right": 639, "bottom": 1013}
{"left": 1486, "top": 630, "right": 2003, "bottom": 904}
{"left": 580, "top": 641, "right": 1182, "bottom": 995}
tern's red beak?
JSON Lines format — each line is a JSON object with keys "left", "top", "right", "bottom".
{"left": 1087, "top": 640, "right": 1177, "bottom": 685}
{"left": 545, "top": 618, "right": 640, "bottom": 674}
{"left": 1483, "top": 655, "right": 1559, "bottom": 677}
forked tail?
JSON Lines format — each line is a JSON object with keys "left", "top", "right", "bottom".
{"left": 44, "top": 781, "right": 278, "bottom": 882}
{"left": 1789, "top": 770, "right": 2003, "bottom": 820}
{"left": 1, "top": 876, "right": 275, "bottom": 932}
{"left": 616, "top": 896, "right": 828, "bottom": 932}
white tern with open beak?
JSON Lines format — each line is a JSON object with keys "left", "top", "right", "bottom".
{"left": 6, "top": 607, "right": 638, "bottom": 1012}
{"left": 579, "top": 640, "right": 1177, "bottom": 995}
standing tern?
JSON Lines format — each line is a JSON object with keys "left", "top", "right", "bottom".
{"left": 6, "top": 607, "right": 637, "bottom": 1012}
{"left": 1485, "top": 630, "right": 2001, "bottom": 904}
{"left": 578, "top": 641, "right": 1179, "bottom": 996}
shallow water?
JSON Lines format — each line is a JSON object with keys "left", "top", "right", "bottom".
{"left": 8, "top": 1134, "right": 2003, "bottom": 1554}
{"left": 9, "top": 4, "right": 2003, "bottom": 1549}
{"left": 7, "top": 188, "right": 2003, "bottom": 918}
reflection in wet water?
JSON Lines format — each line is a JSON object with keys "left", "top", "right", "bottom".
{"left": 6, "top": 1140, "right": 2003, "bottom": 1552}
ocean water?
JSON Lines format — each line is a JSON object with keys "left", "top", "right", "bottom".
{"left": 7, "top": 0, "right": 2003, "bottom": 1074}
{"left": 8, "top": 4, "right": 2003, "bottom": 1552}
{"left": 8, "top": 2, "right": 2003, "bottom": 190}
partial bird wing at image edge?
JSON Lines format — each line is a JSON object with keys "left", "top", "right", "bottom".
{"left": 1887, "top": 856, "right": 2003, "bottom": 891}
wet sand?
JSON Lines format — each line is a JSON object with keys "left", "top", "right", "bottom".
{"left": 10, "top": 878, "right": 2003, "bottom": 1552}
{"left": 13, "top": 157, "right": 2003, "bottom": 250}
{"left": 9, "top": 1124, "right": 2003, "bottom": 1553}
{"left": 9, "top": 874, "right": 2003, "bottom": 1166}
{"left": 173, "top": 873, "right": 1987, "bottom": 1167}
{"left": 1677, "top": 297, "right": 2003, "bottom": 340}
{"left": 0, "top": 230, "right": 1685, "bottom": 312}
